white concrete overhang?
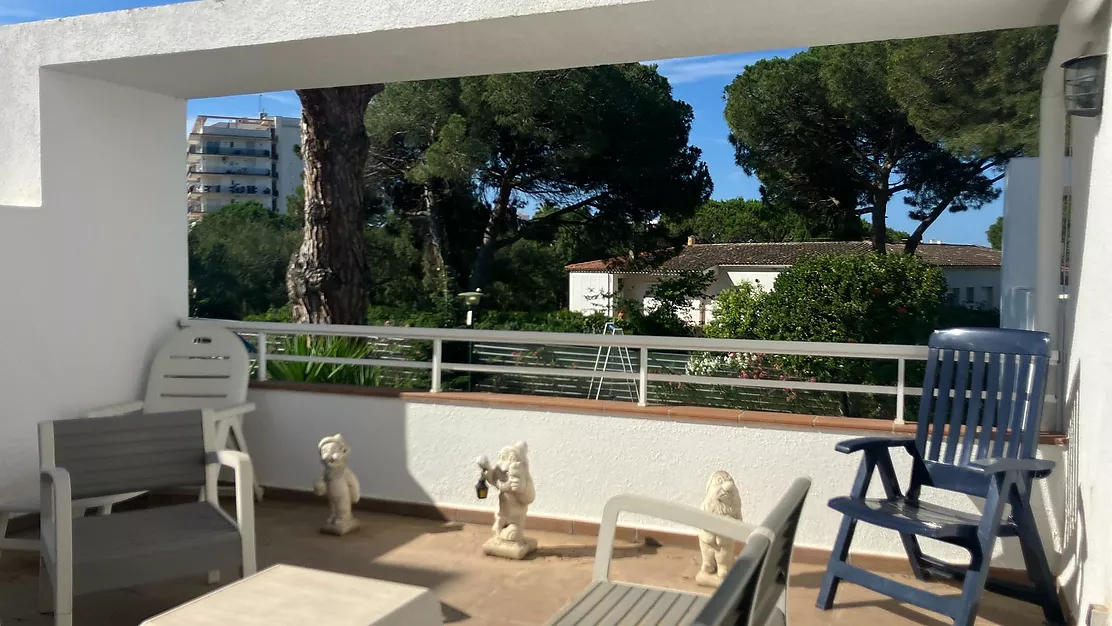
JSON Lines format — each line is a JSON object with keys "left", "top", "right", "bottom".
{"left": 1, "top": 0, "right": 1066, "bottom": 206}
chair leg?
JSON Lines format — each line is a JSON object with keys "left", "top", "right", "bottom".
{"left": 952, "top": 474, "right": 1010, "bottom": 626}
{"left": 38, "top": 556, "right": 53, "bottom": 614}
{"left": 228, "top": 416, "right": 265, "bottom": 502}
{"left": 817, "top": 515, "right": 857, "bottom": 609}
{"left": 0, "top": 512, "right": 9, "bottom": 562}
{"left": 874, "top": 451, "right": 930, "bottom": 581}
{"left": 818, "top": 457, "right": 875, "bottom": 610}
{"left": 1013, "top": 481, "right": 1068, "bottom": 626}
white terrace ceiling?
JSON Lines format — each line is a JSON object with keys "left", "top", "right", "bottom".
{"left": 15, "top": 0, "right": 1066, "bottom": 100}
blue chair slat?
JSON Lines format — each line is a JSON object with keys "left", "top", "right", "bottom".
{"left": 817, "top": 328, "right": 1064, "bottom": 626}
{"left": 957, "top": 351, "right": 988, "bottom": 466}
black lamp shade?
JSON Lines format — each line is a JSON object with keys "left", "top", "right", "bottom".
{"left": 1063, "top": 54, "right": 1106, "bottom": 117}
{"left": 476, "top": 477, "right": 489, "bottom": 499}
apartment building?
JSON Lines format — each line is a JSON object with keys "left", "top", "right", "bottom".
{"left": 186, "top": 114, "right": 302, "bottom": 220}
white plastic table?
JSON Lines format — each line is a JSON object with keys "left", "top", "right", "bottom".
{"left": 140, "top": 564, "right": 445, "bottom": 626}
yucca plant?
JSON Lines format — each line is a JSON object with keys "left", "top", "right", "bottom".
{"left": 267, "top": 335, "right": 384, "bottom": 386}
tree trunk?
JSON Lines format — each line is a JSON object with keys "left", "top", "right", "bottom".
{"left": 468, "top": 162, "right": 517, "bottom": 290}
{"left": 870, "top": 197, "right": 888, "bottom": 254}
{"left": 287, "top": 85, "right": 382, "bottom": 325}
{"left": 419, "top": 183, "right": 453, "bottom": 305}
{"left": 469, "top": 210, "right": 502, "bottom": 290}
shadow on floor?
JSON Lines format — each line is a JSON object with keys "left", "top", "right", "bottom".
{"left": 790, "top": 568, "right": 1045, "bottom": 626}
{"left": 529, "top": 542, "right": 658, "bottom": 560}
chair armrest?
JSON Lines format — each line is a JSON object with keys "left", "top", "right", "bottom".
{"left": 209, "top": 402, "right": 256, "bottom": 423}
{"left": 835, "top": 436, "right": 917, "bottom": 455}
{"left": 40, "top": 468, "right": 74, "bottom": 566}
{"left": 592, "top": 494, "right": 756, "bottom": 583}
{"left": 206, "top": 451, "right": 256, "bottom": 522}
{"left": 86, "top": 400, "right": 145, "bottom": 418}
{"left": 969, "top": 458, "right": 1055, "bottom": 479}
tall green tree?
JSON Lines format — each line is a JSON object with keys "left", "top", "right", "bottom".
{"left": 189, "top": 201, "right": 301, "bottom": 320}
{"left": 888, "top": 27, "right": 1055, "bottom": 157}
{"left": 667, "top": 198, "right": 823, "bottom": 243}
{"left": 365, "top": 65, "right": 712, "bottom": 291}
{"left": 724, "top": 42, "right": 1016, "bottom": 254}
{"left": 986, "top": 216, "right": 1004, "bottom": 249}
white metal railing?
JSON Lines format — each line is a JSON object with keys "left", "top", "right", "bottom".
{"left": 182, "top": 318, "right": 949, "bottom": 424}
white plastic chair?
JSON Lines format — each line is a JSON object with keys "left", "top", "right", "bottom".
{"left": 0, "top": 326, "right": 260, "bottom": 557}
{"left": 87, "top": 324, "right": 263, "bottom": 502}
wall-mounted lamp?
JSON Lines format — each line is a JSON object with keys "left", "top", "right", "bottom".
{"left": 1063, "top": 54, "right": 1106, "bottom": 117}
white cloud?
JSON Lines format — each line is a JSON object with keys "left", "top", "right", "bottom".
{"left": 262, "top": 92, "right": 300, "bottom": 106}
{"left": 646, "top": 49, "right": 804, "bottom": 85}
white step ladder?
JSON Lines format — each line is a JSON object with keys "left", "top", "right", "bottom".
{"left": 588, "top": 323, "right": 638, "bottom": 401}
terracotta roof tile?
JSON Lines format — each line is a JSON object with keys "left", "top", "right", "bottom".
{"left": 565, "top": 242, "right": 1000, "bottom": 273}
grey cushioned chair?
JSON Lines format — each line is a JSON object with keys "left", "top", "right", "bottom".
{"left": 38, "top": 409, "right": 257, "bottom": 626}
{"left": 548, "top": 477, "right": 811, "bottom": 626}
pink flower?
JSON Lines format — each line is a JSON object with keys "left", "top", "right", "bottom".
{"left": 740, "top": 372, "right": 749, "bottom": 379}
{"left": 809, "top": 377, "right": 817, "bottom": 383}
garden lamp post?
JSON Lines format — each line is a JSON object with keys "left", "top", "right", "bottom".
{"left": 459, "top": 289, "right": 484, "bottom": 327}
{"left": 458, "top": 289, "right": 483, "bottom": 391}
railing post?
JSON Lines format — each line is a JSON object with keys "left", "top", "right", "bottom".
{"left": 894, "top": 358, "right": 906, "bottom": 425}
{"left": 638, "top": 347, "right": 649, "bottom": 407}
{"left": 256, "top": 332, "right": 268, "bottom": 382}
{"left": 431, "top": 339, "right": 443, "bottom": 393}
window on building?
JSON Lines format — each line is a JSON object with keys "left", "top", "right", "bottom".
{"left": 965, "top": 287, "right": 975, "bottom": 303}
{"left": 983, "top": 286, "right": 994, "bottom": 306}
{"left": 949, "top": 288, "right": 960, "bottom": 304}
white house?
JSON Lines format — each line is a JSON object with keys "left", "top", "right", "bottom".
{"left": 567, "top": 241, "right": 1002, "bottom": 323}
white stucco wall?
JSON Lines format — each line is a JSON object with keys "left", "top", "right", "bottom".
{"left": 1001, "top": 157, "right": 1073, "bottom": 329}
{"left": 1061, "top": 79, "right": 1112, "bottom": 614}
{"left": 245, "top": 388, "right": 1067, "bottom": 573}
{"left": 941, "top": 267, "right": 1001, "bottom": 308}
{"left": 568, "top": 272, "right": 614, "bottom": 314}
{"left": 0, "top": 71, "right": 187, "bottom": 494}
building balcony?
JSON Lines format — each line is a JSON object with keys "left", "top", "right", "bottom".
{"left": 190, "top": 127, "right": 273, "bottom": 140}
{"left": 0, "top": 318, "right": 1071, "bottom": 626}
{"left": 187, "top": 184, "right": 276, "bottom": 196}
{"left": 187, "top": 145, "right": 274, "bottom": 158}
{"left": 188, "top": 166, "right": 273, "bottom": 177}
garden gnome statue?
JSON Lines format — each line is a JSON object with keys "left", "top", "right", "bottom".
{"left": 475, "top": 441, "right": 537, "bottom": 559}
{"left": 313, "top": 434, "right": 361, "bottom": 536}
{"left": 697, "top": 470, "right": 743, "bottom": 587}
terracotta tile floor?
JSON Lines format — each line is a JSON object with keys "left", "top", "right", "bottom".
{"left": 0, "top": 499, "right": 1045, "bottom": 625}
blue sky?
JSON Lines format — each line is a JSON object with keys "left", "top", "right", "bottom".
{"left": 2, "top": 0, "right": 1002, "bottom": 245}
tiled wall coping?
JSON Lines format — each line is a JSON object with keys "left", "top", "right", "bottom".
{"left": 249, "top": 381, "right": 1068, "bottom": 446}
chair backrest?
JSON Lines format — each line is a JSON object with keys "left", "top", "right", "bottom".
{"left": 144, "top": 325, "right": 250, "bottom": 413}
{"left": 694, "top": 477, "right": 811, "bottom": 626}
{"left": 914, "top": 328, "right": 1050, "bottom": 495}
{"left": 39, "top": 410, "right": 211, "bottom": 500}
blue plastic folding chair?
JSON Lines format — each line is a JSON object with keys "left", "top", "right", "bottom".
{"left": 816, "top": 328, "right": 1065, "bottom": 626}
